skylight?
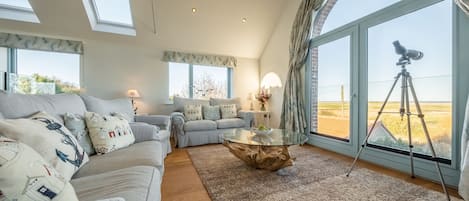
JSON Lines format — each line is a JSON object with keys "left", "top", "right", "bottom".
{"left": 82, "top": 0, "right": 136, "bottom": 36}
{"left": 0, "top": 0, "right": 39, "bottom": 23}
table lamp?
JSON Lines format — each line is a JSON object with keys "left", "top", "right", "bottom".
{"left": 127, "top": 89, "right": 141, "bottom": 115}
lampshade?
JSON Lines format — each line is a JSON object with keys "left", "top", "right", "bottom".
{"left": 261, "top": 72, "right": 282, "bottom": 89}
{"left": 127, "top": 89, "right": 141, "bottom": 98}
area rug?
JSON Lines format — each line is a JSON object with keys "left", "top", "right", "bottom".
{"left": 187, "top": 145, "right": 461, "bottom": 201}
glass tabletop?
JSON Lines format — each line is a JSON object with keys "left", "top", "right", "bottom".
{"left": 222, "top": 128, "right": 308, "bottom": 146}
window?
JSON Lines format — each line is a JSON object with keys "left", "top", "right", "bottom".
{"left": 8, "top": 49, "right": 81, "bottom": 95}
{"left": 82, "top": 0, "right": 136, "bottom": 36}
{"left": 169, "top": 62, "right": 231, "bottom": 100}
{"left": 0, "top": 0, "right": 39, "bottom": 23}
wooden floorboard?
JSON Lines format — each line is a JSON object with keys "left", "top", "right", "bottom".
{"left": 161, "top": 143, "right": 461, "bottom": 201}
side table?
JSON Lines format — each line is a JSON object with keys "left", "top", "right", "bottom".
{"left": 239, "top": 110, "right": 271, "bottom": 128}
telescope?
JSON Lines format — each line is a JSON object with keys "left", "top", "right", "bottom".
{"left": 393, "top": 40, "right": 424, "bottom": 60}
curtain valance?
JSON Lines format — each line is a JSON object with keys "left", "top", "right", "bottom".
{"left": 455, "top": 0, "right": 469, "bottom": 15}
{"left": 162, "top": 51, "right": 237, "bottom": 68}
{"left": 0, "top": 33, "right": 83, "bottom": 54}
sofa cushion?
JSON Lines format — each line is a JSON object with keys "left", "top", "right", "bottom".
{"left": 0, "top": 91, "right": 86, "bottom": 123}
{"left": 129, "top": 122, "right": 164, "bottom": 142}
{"left": 210, "top": 97, "right": 242, "bottom": 111}
{"left": 220, "top": 104, "right": 237, "bottom": 119}
{"left": 173, "top": 96, "right": 209, "bottom": 112}
{"left": 81, "top": 95, "right": 134, "bottom": 122}
{"left": 0, "top": 138, "right": 79, "bottom": 201}
{"left": 0, "top": 112, "right": 4, "bottom": 119}
{"left": 85, "top": 112, "right": 135, "bottom": 155}
{"left": 184, "top": 104, "right": 203, "bottom": 121}
{"left": 73, "top": 141, "right": 163, "bottom": 178}
{"left": 216, "top": 118, "right": 245, "bottom": 129}
{"left": 71, "top": 166, "right": 160, "bottom": 201}
{"left": 64, "top": 113, "right": 95, "bottom": 155}
{"left": 203, "top": 105, "right": 220, "bottom": 120}
{"left": 0, "top": 112, "right": 89, "bottom": 181}
{"left": 184, "top": 120, "right": 217, "bottom": 131}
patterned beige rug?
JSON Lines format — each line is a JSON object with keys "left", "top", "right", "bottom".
{"left": 187, "top": 145, "right": 461, "bottom": 201}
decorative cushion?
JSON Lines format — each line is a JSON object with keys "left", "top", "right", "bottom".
{"left": 85, "top": 112, "right": 135, "bottom": 155}
{"left": 0, "top": 112, "right": 89, "bottom": 181}
{"left": 81, "top": 95, "right": 134, "bottom": 122}
{"left": 64, "top": 113, "right": 95, "bottom": 155}
{"left": 0, "top": 137, "right": 79, "bottom": 201}
{"left": 184, "top": 120, "right": 218, "bottom": 131}
{"left": 203, "top": 105, "right": 220, "bottom": 121}
{"left": 173, "top": 96, "right": 209, "bottom": 112}
{"left": 220, "top": 104, "right": 238, "bottom": 119}
{"left": 210, "top": 97, "right": 242, "bottom": 111}
{"left": 184, "top": 104, "right": 203, "bottom": 121}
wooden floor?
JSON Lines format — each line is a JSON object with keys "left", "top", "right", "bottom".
{"left": 161, "top": 144, "right": 461, "bottom": 201}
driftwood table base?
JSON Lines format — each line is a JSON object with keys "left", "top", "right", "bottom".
{"left": 223, "top": 141, "right": 294, "bottom": 171}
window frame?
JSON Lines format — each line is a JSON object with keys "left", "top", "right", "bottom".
{"left": 82, "top": 0, "right": 136, "bottom": 36}
{"left": 305, "top": 0, "right": 467, "bottom": 186}
{"left": 169, "top": 62, "right": 233, "bottom": 100}
{"left": 0, "top": 1, "right": 39, "bottom": 23}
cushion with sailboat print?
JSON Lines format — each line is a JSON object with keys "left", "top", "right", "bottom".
{"left": 0, "top": 111, "right": 89, "bottom": 181}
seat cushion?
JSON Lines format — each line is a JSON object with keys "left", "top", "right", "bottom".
{"left": 184, "top": 120, "right": 217, "bottom": 131}
{"left": 73, "top": 141, "right": 163, "bottom": 178}
{"left": 71, "top": 166, "right": 161, "bottom": 201}
{"left": 216, "top": 118, "right": 245, "bottom": 129}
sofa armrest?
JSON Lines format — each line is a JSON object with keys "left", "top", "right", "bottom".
{"left": 129, "top": 122, "right": 161, "bottom": 143}
{"left": 170, "top": 112, "right": 186, "bottom": 136}
{"left": 238, "top": 111, "right": 254, "bottom": 128}
{"left": 135, "top": 115, "right": 171, "bottom": 131}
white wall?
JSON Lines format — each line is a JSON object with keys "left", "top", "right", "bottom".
{"left": 260, "top": 0, "right": 301, "bottom": 128}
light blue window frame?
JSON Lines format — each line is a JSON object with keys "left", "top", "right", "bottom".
{"left": 306, "top": 0, "right": 469, "bottom": 187}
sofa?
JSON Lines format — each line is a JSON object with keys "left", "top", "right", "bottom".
{"left": 0, "top": 92, "right": 171, "bottom": 201}
{"left": 171, "top": 97, "right": 253, "bottom": 148}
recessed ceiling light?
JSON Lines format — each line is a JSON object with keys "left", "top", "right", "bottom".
{"left": 192, "top": 8, "right": 197, "bottom": 13}
{"left": 242, "top": 18, "right": 247, "bottom": 23}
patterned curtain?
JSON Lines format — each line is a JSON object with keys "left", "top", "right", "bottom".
{"left": 0, "top": 33, "right": 83, "bottom": 54}
{"left": 460, "top": 96, "right": 469, "bottom": 200}
{"left": 162, "top": 51, "right": 237, "bottom": 68}
{"left": 279, "top": 0, "right": 323, "bottom": 133}
{"left": 455, "top": 0, "right": 469, "bottom": 15}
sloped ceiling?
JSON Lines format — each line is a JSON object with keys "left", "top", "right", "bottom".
{"left": 0, "top": 0, "right": 287, "bottom": 58}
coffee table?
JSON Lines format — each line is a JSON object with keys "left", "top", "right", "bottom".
{"left": 222, "top": 128, "right": 308, "bottom": 171}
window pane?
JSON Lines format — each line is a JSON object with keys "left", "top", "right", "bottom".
{"left": 312, "top": 36, "right": 350, "bottom": 140}
{"left": 0, "top": 47, "right": 7, "bottom": 72}
{"left": 13, "top": 49, "right": 80, "bottom": 94}
{"left": 94, "top": 0, "right": 133, "bottom": 26}
{"left": 169, "top": 63, "right": 190, "bottom": 99}
{"left": 315, "top": 0, "right": 399, "bottom": 35}
{"left": 0, "top": 0, "right": 33, "bottom": 9}
{"left": 367, "top": 0, "right": 452, "bottom": 159}
{"left": 193, "top": 65, "right": 228, "bottom": 99}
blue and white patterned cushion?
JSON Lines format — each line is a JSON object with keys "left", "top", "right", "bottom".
{"left": 184, "top": 104, "right": 203, "bottom": 121}
{"left": 0, "top": 112, "right": 89, "bottom": 181}
{"left": 0, "top": 137, "right": 79, "bottom": 201}
{"left": 220, "top": 104, "right": 238, "bottom": 119}
{"left": 203, "top": 105, "right": 220, "bottom": 121}
{"left": 64, "top": 113, "right": 95, "bottom": 156}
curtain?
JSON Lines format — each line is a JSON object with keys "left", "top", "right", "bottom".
{"left": 460, "top": 95, "right": 469, "bottom": 200}
{"left": 279, "top": 0, "right": 323, "bottom": 132}
{"left": 162, "top": 51, "right": 237, "bottom": 68}
{"left": 455, "top": 0, "right": 469, "bottom": 15}
{"left": 0, "top": 33, "right": 83, "bottom": 54}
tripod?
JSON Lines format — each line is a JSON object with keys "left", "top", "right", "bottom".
{"left": 345, "top": 56, "right": 451, "bottom": 201}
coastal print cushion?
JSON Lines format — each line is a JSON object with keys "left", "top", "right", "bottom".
{"left": 184, "top": 104, "right": 203, "bottom": 121}
{"left": 85, "top": 112, "right": 135, "bottom": 155}
{"left": 0, "top": 137, "right": 79, "bottom": 201}
{"left": 0, "top": 112, "right": 89, "bottom": 181}
{"left": 203, "top": 105, "right": 220, "bottom": 121}
{"left": 220, "top": 104, "right": 237, "bottom": 119}
{"left": 210, "top": 97, "right": 242, "bottom": 111}
{"left": 64, "top": 113, "right": 96, "bottom": 155}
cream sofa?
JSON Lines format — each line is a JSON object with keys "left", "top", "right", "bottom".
{"left": 171, "top": 97, "right": 253, "bottom": 148}
{"left": 0, "top": 92, "right": 170, "bottom": 201}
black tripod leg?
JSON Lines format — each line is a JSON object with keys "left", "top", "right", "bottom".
{"left": 346, "top": 73, "right": 402, "bottom": 177}
{"left": 407, "top": 75, "right": 451, "bottom": 201}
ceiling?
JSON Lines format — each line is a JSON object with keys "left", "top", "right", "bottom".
{"left": 0, "top": 0, "right": 288, "bottom": 58}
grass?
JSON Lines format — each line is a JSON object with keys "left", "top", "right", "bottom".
{"left": 316, "top": 101, "right": 452, "bottom": 159}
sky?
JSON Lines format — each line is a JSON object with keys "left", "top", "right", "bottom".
{"left": 317, "top": 0, "right": 452, "bottom": 102}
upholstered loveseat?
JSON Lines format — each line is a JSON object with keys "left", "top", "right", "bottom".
{"left": 0, "top": 92, "right": 170, "bottom": 201}
{"left": 171, "top": 97, "right": 253, "bottom": 148}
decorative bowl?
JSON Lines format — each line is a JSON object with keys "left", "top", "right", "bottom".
{"left": 252, "top": 128, "right": 273, "bottom": 135}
